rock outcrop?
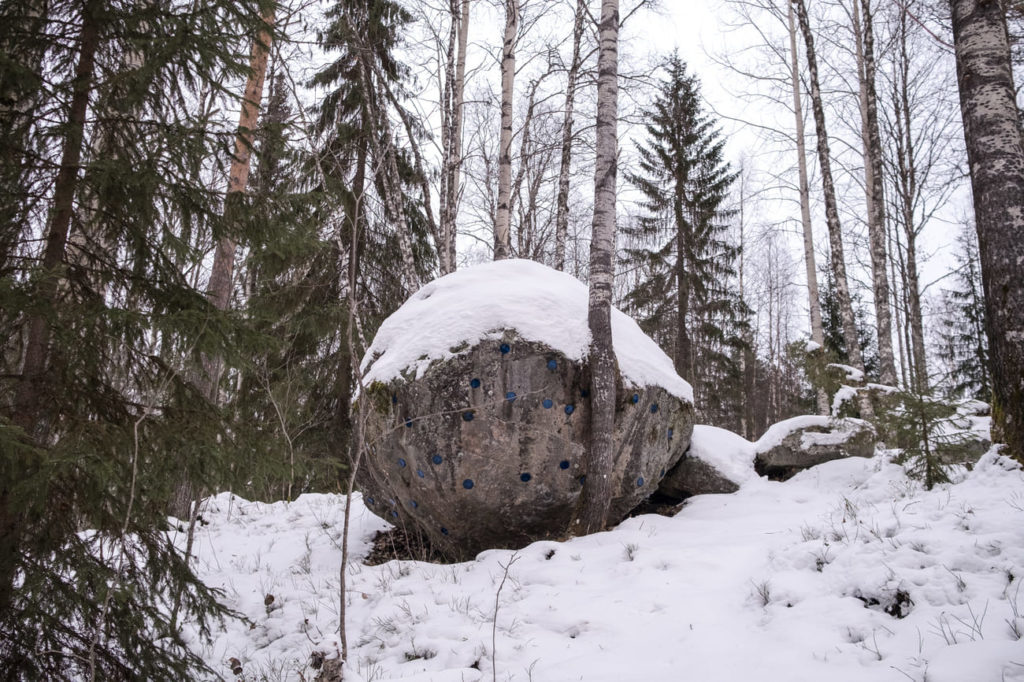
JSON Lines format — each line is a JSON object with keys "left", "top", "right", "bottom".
{"left": 657, "top": 424, "right": 755, "bottom": 500}
{"left": 754, "top": 416, "right": 876, "bottom": 480}
{"left": 355, "top": 260, "right": 694, "bottom": 560}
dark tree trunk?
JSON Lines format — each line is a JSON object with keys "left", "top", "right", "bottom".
{"left": 951, "top": 0, "right": 1024, "bottom": 461}
{"left": 3, "top": 0, "right": 100, "bottom": 622}
{"left": 554, "top": 0, "right": 586, "bottom": 271}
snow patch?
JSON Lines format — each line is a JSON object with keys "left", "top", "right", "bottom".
{"left": 186, "top": 446, "right": 1024, "bottom": 682}
{"left": 688, "top": 424, "right": 756, "bottom": 485}
{"left": 828, "top": 363, "right": 865, "bottom": 382}
{"left": 360, "top": 259, "right": 693, "bottom": 402}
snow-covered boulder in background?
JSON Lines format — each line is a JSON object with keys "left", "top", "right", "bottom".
{"left": 754, "top": 416, "right": 876, "bottom": 480}
{"left": 657, "top": 424, "right": 756, "bottom": 499}
{"left": 356, "top": 260, "right": 695, "bottom": 560}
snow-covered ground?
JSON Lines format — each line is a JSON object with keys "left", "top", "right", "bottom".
{"left": 181, "top": 450, "right": 1024, "bottom": 681}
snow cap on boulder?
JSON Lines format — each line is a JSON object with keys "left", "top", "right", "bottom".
{"left": 361, "top": 258, "right": 693, "bottom": 402}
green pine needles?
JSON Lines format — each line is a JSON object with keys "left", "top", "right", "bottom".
{"left": 0, "top": 0, "right": 270, "bottom": 677}
{"left": 621, "top": 54, "right": 748, "bottom": 427}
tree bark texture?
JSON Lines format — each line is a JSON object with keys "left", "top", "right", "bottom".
{"left": 787, "top": 0, "right": 829, "bottom": 415}
{"left": 439, "top": 0, "right": 469, "bottom": 275}
{"left": 573, "top": 0, "right": 619, "bottom": 535}
{"left": 554, "top": 0, "right": 586, "bottom": 271}
{"left": 494, "top": 0, "right": 517, "bottom": 260}
{"left": 13, "top": 0, "right": 100, "bottom": 437}
{"left": 4, "top": 0, "right": 100, "bottom": 623}
{"left": 951, "top": 0, "right": 1024, "bottom": 461}
{"left": 854, "top": 0, "right": 897, "bottom": 386}
{"left": 793, "top": 0, "right": 872, "bottom": 418}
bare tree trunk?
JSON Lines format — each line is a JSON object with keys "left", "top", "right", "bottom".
{"left": 439, "top": 0, "right": 470, "bottom": 275}
{"left": 950, "top": 0, "right": 1024, "bottom": 460}
{"left": 494, "top": 0, "right": 518, "bottom": 259}
{"left": 4, "top": 0, "right": 100, "bottom": 619}
{"left": 573, "top": 0, "right": 618, "bottom": 535}
{"left": 171, "top": 6, "right": 275, "bottom": 518}
{"left": 793, "top": 0, "right": 872, "bottom": 418}
{"left": 555, "top": 0, "right": 586, "bottom": 271}
{"left": 853, "top": 0, "right": 897, "bottom": 386}
{"left": 13, "top": 1, "right": 100, "bottom": 436}
{"left": 890, "top": 5, "right": 929, "bottom": 392}
{"left": 889, "top": 228, "right": 910, "bottom": 388}
{"left": 786, "top": 0, "right": 828, "bottom": 415}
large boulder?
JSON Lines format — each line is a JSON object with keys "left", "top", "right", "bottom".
{"left": 356, "top": 260, "right": 694, "bottom": 560}
{"left": 657, "top": 424, "right": 755, "bottom": 500}
{"left": 754, "top": 416, "right": 876, "bottom": 480}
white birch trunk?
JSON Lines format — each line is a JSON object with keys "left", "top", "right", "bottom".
{"left": 793, "top": 0, "right": 873, "bottom": 417}
{"left": 494, "top": 0, "right": 518, "bottom": 260}
{"left": 787, "top": 0, "right": 829, "bottom": 415}
{"left": 853, "top": 0, "right": 897, "bottom": 386}
{"left": 554, "top": 0, "right": 586, "bottom": 271}
{"left": 573, "top": 0, "right": 619, "bottom": 535}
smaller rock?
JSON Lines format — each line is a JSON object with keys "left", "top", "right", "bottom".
{"left": 754, "top": 416, "right": 876, "bottom": 480}
{"left": 657, "top": 425, "right": 755, "bottom": 500}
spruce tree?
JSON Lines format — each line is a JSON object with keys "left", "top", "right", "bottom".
{"left": 622, "top": 55, "right": 746, "bottom": 423}
{"left": 938, "top": 225, "right": 990, "bottom": 401}
{"left": 0, "top": 1, "right": 269, "bottom": 676}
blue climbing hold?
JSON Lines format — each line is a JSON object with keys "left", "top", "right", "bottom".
{"left": 520, "top": 472, "right": 532, "bottom": 482}
{"left": 366, "top": 497, "right": 375, "bottom": 505}
{"left": 506, "top": 391, "right": 517, "bottom": 402}
{"left": 411, "top": 500, "right": 418, "bottom": 509}
{"left": 470, "top": 378, "right": 481, "bottom": 388}
{"left": 668, "top": 427, "right": 674, "bottom": 439}
{"left": 462, "top": 411, "right": 474, "bottom": 421}
{"left": 416, "top": 469, "right": 425, "bottom": 478}
{"left": 564, "top": 404, "right": 575, "bottom": 415}
{"left": 637, "top": 476, "right": 645, "bottom": 487}
{"left": 463, "top": 479, "right": 474, "bottom": 490}
{"left": 441, "top": 527, "right": 449, "bottom": 535}
{"left": 559, "top": 460, "right": 570, "bottom": 470}
{"left": 391, "top": 510, "right": 399, "bottom": 518}
{"left": 391, "top": 394, "right": 398, "bottom": 404}
{"left": 543, "top": 398, "right": 553, "bottom": 409}
{"left": 650, "top": 403, "right": 659, "bottom": 413}
{"left": 547, "top": 359, "right": 557, "bottom": 371}
{"left": 659, "top": 468, "right": 665, "bottom": 477}
{"left": 432, "top": 454, "right": 443, "bottom": 465}
{"left": 405, "top": 419, "right": 413, "bottom": 428}
{"left": 500, "top": 343, "right": 510, "bottom": 354}
{"left": 580, "top": 388, "right": 589, "bottom": 398}
{"left": 631, "top": 393, "right": 640, "bottom": 404}
{"left": 397, "top": 458, "right": 406, "bottom": 468}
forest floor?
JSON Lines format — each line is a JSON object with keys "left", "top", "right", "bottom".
{"left": 180, "top": 449, "right": 1024, "bottom": 681}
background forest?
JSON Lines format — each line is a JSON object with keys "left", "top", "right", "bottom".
{"left": 0, "top": 0, "right": 1020, "bottom": 678}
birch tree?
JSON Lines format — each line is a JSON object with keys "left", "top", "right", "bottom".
{"left": 555, "top": 0, "right": 587, "bottom": 270}
{"left": 853, "top": 0, "right": 897, "bottom": 386}
{"left": 951, "top": 0, "right": 1024, "bottom": 461}
{"left": 786, "top": 0, "right": 829, "bottom": 414}
{"left": 792, "top": 0, "right": 873, "bottom": 416}
{"left": 573, "top": 0, "right": 619, "bottom": 534}
{"left": 494, "top": 0, "right": 519, "bottom": 259}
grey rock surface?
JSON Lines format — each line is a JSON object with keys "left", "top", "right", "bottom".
{"left": 657, "top": 455, "right": 740, "bottom": 500}
{"left": 755, "top": 419, "right": 876, "bottom": 480}
{"left": 357, "top": 334, "right": 694, "bottom": 560}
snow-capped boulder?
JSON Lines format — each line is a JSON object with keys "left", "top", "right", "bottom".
{"left": 356, "top": 260, "right": 694, "bottom": 559}
{"left": 754, "top": 416, "right": 876, "bottom": 480}
{"left": 657, "top": 425, "right": 755, "bottom": 499}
